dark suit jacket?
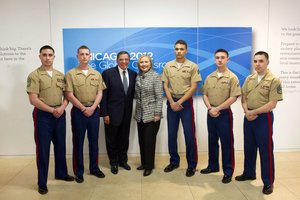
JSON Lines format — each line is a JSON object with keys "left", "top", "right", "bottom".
{"left": 100, "top": 66, "right": 137, "bottom": 126}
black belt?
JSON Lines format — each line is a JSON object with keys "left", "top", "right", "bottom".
{"left": 210, "top": 104, "right": 218, "bottom": 107}
{"left": 172, "top": 95, "right": 183, "bottom": 99}
{"left": 49, "top": 105, "right": 61, "bottom": 107}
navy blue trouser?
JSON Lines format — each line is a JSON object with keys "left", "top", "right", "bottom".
{"left": 207, "top": 108, "right": 235, "bottom": 176}
{"left": 167, "top": 97, "right": 198, "bottom": 169}
{"left": 33, "top": 108, "right": 68, "bottom": 187}
{"left": 71, "top": 106, "right": 100, "bottom": 176}
{"left": 243, "top": 112, "right": 275, "bottom": 186}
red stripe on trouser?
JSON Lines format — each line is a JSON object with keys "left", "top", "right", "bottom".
{"left": 33, "top": 108, "right": 39, "bottom": 183}
{"left": 267, "top": 113, "right": 273, "bottom": 184}
{"left": 228, "top": 108, "right": 235, "bottom": 173}
{"left": 189, "top": 98, "right": 198, "bottom": 163}
{"left": 97, "top": 107, "right": 100, "bottom": 166}
{"left": 71, "top": 107, "right": 77, "bottom": 175}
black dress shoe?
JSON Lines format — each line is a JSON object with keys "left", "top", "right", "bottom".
{"left": 91, "top": 170, "right": 105, "bottom": 178}
{"left": 200, "top": 167, "right": 219, "bottom": 174}
{"left": 262, "top": 185, "right": 273, "bottom": 195}
{"left": 55, "top": 174, "right": 75, "bottom": 182}
{"left": 111, "top": 165, "right": 118, "bottom": 174}
{"left": 186, "top": 168, "right": 196, "bottom": 177}
{"left": 235, "top": 174, "right": 256, "bottom": 181}
{"left": 38, "top": 186, "right": 48, "bottom": 195}
{"left": 137, "top": 165, "right": 145, "bottom": 170}
{"left": 143, "top": 169, "right": 152, "bottom": 176}
{"left": 222, "top": 175, "right": 232, "bottom": 184}
{"left": 75, "top": 175, "right": 84, "bottom": 183}
{"left": 119, "top": 162, "right": 131, "bottom": 170}
{"left": 164, "top": 163, "right": 179, "bottom": 173}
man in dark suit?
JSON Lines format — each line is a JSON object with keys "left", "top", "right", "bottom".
{"left": 100, "top": 51, "right": 137, "bottom": 174}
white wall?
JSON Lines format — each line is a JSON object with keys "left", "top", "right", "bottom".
{"left": 268, "top": 0, "right": 300, "bottom": 150}
{"left": 0, "top": 0, "right": 299, "bottom": 155}
{"left": 0, "top": 0, "right": 52, "bottom": 155}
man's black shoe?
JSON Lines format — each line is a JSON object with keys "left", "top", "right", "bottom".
{"left": 186, "top": 168, "right": 196, "bottom": 177}
{"left": 262, "top": 185, "right": 273, "bottom": 195}
{"left": 38, "top": 186, "right": 48, "bottom": 195}
{"left": 143, "top": 169, "right": 152, "bottom": 176}
{"left": 164, "top": 163, "right": 179, "bottom": 173}
{"left": 55, "top": 175, "right": 75, "bottom": 182}
{"left": 119, "top": 163, "right": 131, "bottom": 170}
{"left": 235, "top": 174, "right": 256, "bottom": 181}
{"left": 75, "top": 175, "right": 84, "bottom": 183}
{"left": 91, "top": 170, "right": 105, "bottom": 178}
{"left": 222, "top": 175, "right": 232, "bottom": 184}
{"left": 200, "top": 167, "right": 219, "bottom": 174}
{"left": 137, "top": 165, "right": 145, "bottom": 170}
{"left": 111, "top": 165, "right": 118, "bottom": 174}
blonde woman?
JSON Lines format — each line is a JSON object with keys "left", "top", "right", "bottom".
{"left": 134, "top": 55, "right": 163, "bottom": 176}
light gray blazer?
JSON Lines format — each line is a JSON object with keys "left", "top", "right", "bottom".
{"left": 134, "top": 69, "right": 163, "bottom": 123}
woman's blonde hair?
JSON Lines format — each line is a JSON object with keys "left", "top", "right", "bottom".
{"left": 137, "top": 54, "right": 153, "bottom": 70}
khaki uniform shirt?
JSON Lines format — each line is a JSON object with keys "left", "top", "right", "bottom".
{"left": 161, "top": 59, "right": 201, "bottom": 98}
{"left": 26, "top": 66, "right": 65, "bottom": 106}
{"left": 201, "top": 68, "right": 241, "bottom": 106}
{"left": 242, "top": 69, "right": 283, "bottom": 110}
{"left": 65, "top": 66, "right": 106, "bottom": 106}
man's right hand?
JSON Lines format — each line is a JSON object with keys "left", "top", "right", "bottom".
{"left": 103, "top": 116, "right": 110, "bottom": 125}
{"left": 208, "top": 107, "right": 220, "bottom": 118}
{"left": 245, "top": 110, "right": 258, "bottom": 121}
{"left": 170, "top": 102, "right": 183, "bottom": 112}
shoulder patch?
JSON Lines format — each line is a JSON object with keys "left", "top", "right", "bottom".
{"left": 277, "top": 85, "right": 282, "bottom": 94}
{"left": 27, "top": 77, "right": 31, "bottom": 88}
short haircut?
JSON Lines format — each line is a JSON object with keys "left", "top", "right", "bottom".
{"left": 215, "top": 48, "right": 229, "bottom": 57}
{"left": 254, "top": 51, "right": 269, "bottom": 60}
{"left": 175, "top": 40, "right": 188, "bottom": 49}
{"left": 77, "top": 45, "right": 90, "bottom": 54}
{"left": 117, "top": 51, "right": 130, "bottom": 60}
{"left": 39, "top": 45, "right": 55, "bottom": 54}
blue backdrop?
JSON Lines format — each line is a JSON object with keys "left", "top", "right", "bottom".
{"left": 63, "top": 27, "right": 252, "bottom": 95}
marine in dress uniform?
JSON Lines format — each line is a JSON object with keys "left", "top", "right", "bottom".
{"left": 235, "top": 51, "right": 283, "bottom": 195}
{"left": 65, "top": 45, "right": 106, "bottom": 183}
{"left": 27, "top": 45, "right": 74, "bottom": 195}
{"left": 200, "top": 49, "right": 241, "bottom": 184}
{"left": 161, "top": 40, "right": 202, "bottom": 177}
